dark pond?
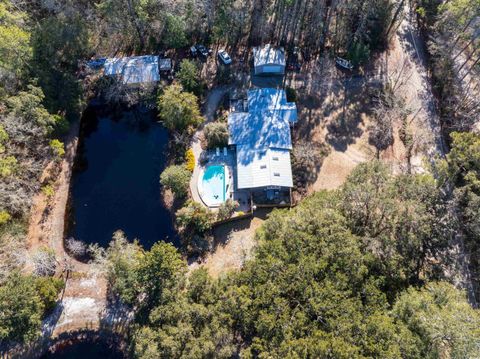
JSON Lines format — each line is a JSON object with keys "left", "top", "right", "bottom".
{"left": 68, "top": 106, "right": 178, "bottom": 249}
{"left": 41, "top": 338, "right": 125, "bottom": 359}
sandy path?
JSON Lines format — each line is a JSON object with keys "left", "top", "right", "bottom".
{"left": 26, "top": 119, "right": 87, "bottom": 271}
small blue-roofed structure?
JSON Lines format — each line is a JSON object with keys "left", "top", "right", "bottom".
{"left": 104, "top": 55, "right": 160, "bottom": 84}
{"left": 228, "top": 88, "right": 297, "bottom": 190}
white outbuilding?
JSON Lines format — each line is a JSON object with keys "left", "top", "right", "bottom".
{"left": 253, "top": 45, "right": 286, "bottom": 75}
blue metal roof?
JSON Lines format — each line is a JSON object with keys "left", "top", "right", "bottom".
{"left": 104, "top": 55, "right": 160, "bottom": 84}
{"left": 228, "top": 88, "right": 297, "bottom": 189}
{"left": 228, "top": 88, "right": 297, "bottom": 149}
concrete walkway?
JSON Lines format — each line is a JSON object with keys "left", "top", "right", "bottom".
{"left": 190, "top": 87, "right": 230, "bottom": 205}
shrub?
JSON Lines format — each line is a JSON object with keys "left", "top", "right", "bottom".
{"left": 176, "top": 200, "right": 213, "bottom": 234}
{"left": 49, "top": 139, "right": 65, "bottom": 157}
{"left": 0, "top": 156, "right": 17, "bottom": 177}
{"left": 203, "top": 122, "right": 229, "bottom": 149}
{"left": 185, "top": 149, "right": 195, "bottom": 172}
{"left": 34, "top": 276, "right": 64, "bottom": 313}
{"left": 0, "top": 125, "right": 8, "bottom": 153}
{"left": 32, "top": 247, "right": 57, "bottom": 276}
{"left": 160, "top": 165, "right": 191, "bottom": 198}
{"left": 217, "top": 199, "right": 239, "bottom": 220}
{"left": 65, "top": 237, "right": 87, "bottom": 257}
{"left": 0, "top": 210, "right": 11, "bottom": 225}
{"left": 52, "top": 114, "right": 70, "bottom": 135}
{"left": 183, "top": 234, "right": 213, "bottom": 256}
{"left": 42, "top": 184, "right": 55, "bottom": 198}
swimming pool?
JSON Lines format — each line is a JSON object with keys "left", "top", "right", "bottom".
{"left": 198, "top": 165, "right": 229, "bottom": 207}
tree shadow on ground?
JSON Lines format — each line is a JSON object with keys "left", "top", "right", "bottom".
{"left": 325, "top": 79, "right": 378, "bottom": 152}
{"left": 211, "top": 208, "right": 272, "bottom": 249}
{"left": 291, "top": 140, "right": 331, "bottom": 195}
{"left": 99, "top": 295, "right": 133, "bottom": 337}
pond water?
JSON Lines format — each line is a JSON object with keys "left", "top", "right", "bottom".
{"left": 41, "top": 338, "right": 125, "bottom": 359}
{"left": 69, "top": 106, "right": 178, "bottom": 249}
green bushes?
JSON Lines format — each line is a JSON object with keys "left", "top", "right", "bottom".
{"left": 217, "top": 199, "right": 238, "bottom": 220}
{"left": 0, "top": 156, "right": 17, "bottom": 177}
{"left": 34, "top": 276, "right": 64, "bottom": 313}
{"left": 157, "top": 84, "right": 203, "bottom": 132}
{"left": 160, "top": 165, "right": 191, "bottom": 198}
{"left": 42, "top": 184, "right": 55, "bottom": 199}
{"left": 175, "top": 200, "right": 213, "bottom": 234}
{"left": 0, "top": 273, "right": 43, "bottom": 344}
{"left": 203, "top": 122, "right": 229, "bottom": 149}
{"left": 0, "top": 125, "right": 8, "bottom": 153}
{"left": 0, "top": 210, "right": 11, "bottom": 225}
{"left": 49, "top": 139, "right": 65, "bottom": 157}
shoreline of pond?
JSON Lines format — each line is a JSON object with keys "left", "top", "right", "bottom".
{"left": 64, "top": 99, "right": 181, "bottom": 255}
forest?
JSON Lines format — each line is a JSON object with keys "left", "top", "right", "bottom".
{"left": 0, "top": 0, "right": 480, "bottom": 357}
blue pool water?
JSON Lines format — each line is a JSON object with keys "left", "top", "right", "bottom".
{"left": 201, "top": 165, "right": 226, "bottom": 205}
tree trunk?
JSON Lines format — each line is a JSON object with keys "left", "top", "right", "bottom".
{"left": 386, "top": 0, "right": 405, "bottom": 39}
{"left": 125, "top": 0, "right": 145, "bottom": 49}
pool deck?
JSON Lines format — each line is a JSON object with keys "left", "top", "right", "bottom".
{"left": 189, "top": 88, "right": 229, "bottom": 207}
{"left": 189, "top": 87, "right": 251, "bottom": 213}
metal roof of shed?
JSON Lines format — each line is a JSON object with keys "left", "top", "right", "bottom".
{"left": 253, "top": 45, "right": 286, "bottom": 67}
{"left": 104, "top": 55, "right": 160, "bottom": 84}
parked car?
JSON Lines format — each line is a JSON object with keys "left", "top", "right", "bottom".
{"left": 218, "top": 50, "right": 232, "bottom": 65}
{"left": 190, "top": 44, "right": 211, "bottom": 58}
{"left": 198, "top": 44, "right": 210, "bottom": 57}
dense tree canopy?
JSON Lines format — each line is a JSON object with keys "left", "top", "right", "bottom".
{"left": 393, "top": 282, "right": 480, "bottom": 359}
{"left": 342, "top": 161, "right": 453, "bottom": 295}
{"left": 119, "top": 182, "right": 480, "bottom": 358}
{"left": 437, "top": 132, "right": 480, "bottom": 300}
{"left": 0, "top": 272, "right": 63, "bottom": 345}
{"left": 177, "top": 60, "right": 201, "bottom": 95}
{"left": 0, "top": 0, "right": 479, "bottom": 354}
{"left": 160, "top": 164, "right": 191, "bottom": 198}
{"left": 157, "top": 84, "right": 203, "bottom": 132}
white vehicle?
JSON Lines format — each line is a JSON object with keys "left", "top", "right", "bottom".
{"left": 218, "top": 50, "right": 232, "bottom": 65}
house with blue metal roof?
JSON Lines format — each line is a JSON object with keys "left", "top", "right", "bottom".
{"left": 228, "top": 88, "right": 297, "bottom": 191}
